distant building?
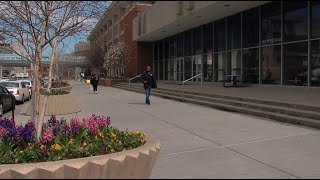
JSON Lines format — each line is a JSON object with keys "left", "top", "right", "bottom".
{"left": 74, "top": 41, "right": 91, "bottom": 55}
{"left": 88, "top": 1, "right": 155, "bottom": 78}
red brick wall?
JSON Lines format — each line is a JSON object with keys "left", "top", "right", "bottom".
{"left": 137, "top": 42, "right": 153, "bottom": 73}
{"left": 121, "top": 5, "right": 151, "bottom": 78}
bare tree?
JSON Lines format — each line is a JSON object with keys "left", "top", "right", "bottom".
{"left": 0, "top": 1, "right": 110, "bottom": 140}
{"left": 103, "top": 41, "right": 133, "bottom": 78}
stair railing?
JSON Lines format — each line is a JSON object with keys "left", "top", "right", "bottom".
{"left": 182, "top": 73, "right": 202, "bottom": 102}
{"left": 129, "top": 74, "right": 142, "bottom": 86}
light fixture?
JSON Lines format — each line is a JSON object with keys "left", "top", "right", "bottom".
{"left": 224, "top": 4, "right": 230, "bottom": 7}
{"left": 196, "top": 15, "right": 202, "bottom": 18}
{"left": 177, "top": 24, "right": 181, "bottom": 26}
{"left": 161, "top": 30, "right": 166, "bottom": 32}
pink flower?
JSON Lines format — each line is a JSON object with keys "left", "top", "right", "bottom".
{"left": 97, "top": 116, "right": 111, "bottom": 127}
{"left": 83, "top": 118, "right": 99, "bottom": 134}
{"left": 42, "top": 128, "right": 54, "bottom": 143}
{"left": 0, "top": 126, "right": 6, "bottom": 138}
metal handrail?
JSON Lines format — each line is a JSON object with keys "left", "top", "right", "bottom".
{"left": 182, "top": 73, "right": 202, "bottom": 102}
{"left": 129, "top": 74, "right": 142, "bottom": 86}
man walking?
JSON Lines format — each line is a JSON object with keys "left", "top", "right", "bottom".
{"left": 90, "top": 74, "right": 99, "bottom": 94}
{"left": 141, "top": 66, "right": 157, "bottom": 105}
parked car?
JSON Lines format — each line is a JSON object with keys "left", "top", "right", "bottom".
{"left": 0, "top": 84, "right": 15, "bottom": 116}
{"left": 0, "top": 81, "right": 31, "bottom": 104}
{"left": 0, "top": 77, "right": 8, "bottom": 82}
{"left": 20, "top": 80, "right": 33, "bottom": 98}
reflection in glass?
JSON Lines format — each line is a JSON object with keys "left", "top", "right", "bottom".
{"left": 311, "top": 1, "right": 320, "bottom": 39}
{"left": 261, "top": 46, "right": 281, "bottom": 85}
{"left": 283, "top": 1, "right": 308, "bottom": 42}
{"left": 214, "top": 52, "right": 226, "bottom": 82}
{"left": 311, "top": 40, "right": 320, "bottom": 87}
{"left": 283, "top": 42, "right": 308, "bottom": 86}
{"left": 169, "top": 59, "right": 175, "bottom": 81}
{"left": 159, "top": 61, "right": 163, "bottom": 80}
{"left": 243, "top": 7, "right": 259, "bottom": 48}
{"left": 227, "top": 50, "right": 241, "bottom": 77}
{"left": 184, "top": 30, "right": 192, "bottom": 56}
{"left": 177, "top": 33, "right": 183, "bottom": 57}
{"left": 154, "top": 43, "right": 158, "bottom": 61}
{"left": 164, "top": 39, "right": 170, "bottom": 59}
{"left": 164, "top": 60, "right": 168, "bottom": 80}
{"left": 203, "top": 23, "right": 213, "bottom": 54}
{"left": 261, "top": 2, "right": 281, "bottom": 46}
{"left": 192, "top": 56, "right": 202, "bottom": 82}
{"left": 214, "top": 18, "right": 226, "bottom": 52}
{"left": 203, "top": 52, "right": 213, "bottom": 82}
{"left": 242, "top": 48, "right": 259, "bottom": 84}
{"left": 154, "top": 61, "right": 158, "bottom": 80}
{"left": 170, "top": 36, "right": 177, "bottom": 58}
{"left": 159, "top": 41, "right": 163, "bottom": 60}
{"left": 193, "top": 26, "right": 202, "bottom": 55}
{"left": 227, "top": 13, "right": 241, "bottom": 50}
{"left": 184, "top": 57, "right": 192, "bottom": 81}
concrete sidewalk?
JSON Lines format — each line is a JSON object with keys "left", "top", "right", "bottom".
{"left": 15, "top": 82, "right": 320, "bottom": 178}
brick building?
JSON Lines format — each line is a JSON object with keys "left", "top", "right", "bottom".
{"left": 87, "top": 1, "right": 154, "bottom": 78}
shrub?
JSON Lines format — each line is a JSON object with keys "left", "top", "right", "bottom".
{"left": 0, "top": 115, "right": 146, "bottom": 164}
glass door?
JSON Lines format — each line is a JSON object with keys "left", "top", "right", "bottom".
{"left": 192, "top": 55, "right": 203, "bottom": 82}
{"left": 175, "top": 58, "right": 184, "bottom": 82}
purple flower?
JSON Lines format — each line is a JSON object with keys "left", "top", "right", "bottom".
{"left": 17, "top": 121, "right": 36, "bottom": 143}
{"left": 0, "top": 126, "right": 6, "bottom": 138}
{"left": 97, "top": 116, "right": 111, "bottom": 127}
{"left": 83, "top": 118, "right": 99, "bottom": 134}
{"left": 70, "top": 117, "right": 81, "bottom": 135}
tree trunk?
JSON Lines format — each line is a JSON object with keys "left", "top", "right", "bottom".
{"left": 37, "top": 38, "right": 58, "bottom": 140}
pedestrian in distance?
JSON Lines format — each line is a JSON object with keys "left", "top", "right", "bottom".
{"left": 141, "top": 66, "right": 157, "bottom": 105}
{"left": 90, "top": 74, "right": 99, "bottom": 94}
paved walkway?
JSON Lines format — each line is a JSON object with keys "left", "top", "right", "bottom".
{"left": 15, "top": 82, "right": 320, "bottom": 178}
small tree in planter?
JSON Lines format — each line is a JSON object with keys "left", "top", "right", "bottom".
{"left": 103, "top": 41, "right": 132, "bottom": 79}
{"left": 0, "top": 1, "right": 109, "bottom": 140}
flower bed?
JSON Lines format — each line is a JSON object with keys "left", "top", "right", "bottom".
{"left": 41, "top": 81, "right": 72, "bottom": 95}
{"left": 0, "top": 115, "right": 146, "bottom": 164}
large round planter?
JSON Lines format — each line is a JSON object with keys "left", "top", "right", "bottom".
{"left": 24, "top": 93, "right": 81, "bottom": 116}
{"left": 0, "top": 138, "right": 161, "bottom": 179}
{"left": 40, "top": 85, "right": 73, "bottom": 93}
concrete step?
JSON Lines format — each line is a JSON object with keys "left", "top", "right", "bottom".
{"left": 113, "top": 85, "right": 320, "bottom": 129}
{"left": 115, "top": 83, "right": 320, "bottom": 112}
{"left": 117, "top": 85, "right": 320, "bottom": 120}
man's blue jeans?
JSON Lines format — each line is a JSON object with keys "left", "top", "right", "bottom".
{"left": 145, "top": 85, "right": 151, "bottom": 103}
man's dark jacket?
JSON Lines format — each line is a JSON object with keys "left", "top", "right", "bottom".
{"left": 141, "top": 71, "right": 157, "bottom": 90}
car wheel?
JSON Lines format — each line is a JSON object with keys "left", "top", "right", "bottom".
{"left": 0, "top": 104, "right": 3, "bottom": 116}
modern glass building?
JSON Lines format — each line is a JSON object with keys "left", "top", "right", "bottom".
{"left": 144, "top": 1, "right": 320, "bottom": 87}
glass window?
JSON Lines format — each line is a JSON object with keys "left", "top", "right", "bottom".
{"left": 184, "top": 30, "right": 192, "bottom": 56}
{"left": 261, "top": 45, "right": 281, "bottom": 85}
{"left": 159, "top": 61, "right": 164, "bottom": 80}
{"left": 203, "top": 53, "right": 213, "bottom": 82}
{"left": 184, "top": 57, "right": 192, "bottom": 81}
{"left": 311, "top": 40, "right": 320, "bottom": 87}
{"left": 0, "top": 86, "right": 5, "bottom": 94}
{"left": 227, "top": 13, "right": 241, "bottom": 50}
{"left": 243, "top": 7, "right": 259, "bottom": 48}
{"left": 170, "top": 36, "right": 177, "bottom": 58}
{"left": 203, "top": 23, "right": 213, "bottom": 53}
{"left": 164, "top": 39, "right": 170, "bottom": 59}
{"left": 169, "top": 59, "right": 175, "bottom": 81}
{"left": 177, "top": 33, "right": 183, "bottom": 57}
{"left": 214, "top": 18, "right": 226, "bottom": 52}
{"left": 228, "top": 50, "right": 241, "bottom": 77}
{"left": 283, "top": 1, "right": 308, "bottom": 42}
{"left": 311, "top": 1, "right": 320, "bottom": 39}
{"left": 242, "top": 48, "right": 259, "bottom": 84}
{"left": 283, "top": 42, "right": 308, "bottom": 86}
{"left": 154, "top": 61, "right": 158, "bottom": 80}
{"left": 193, "top": 26, "right": 202, "bottom": 55}
{"left": 214, "top": 52, "right": 226, "bottom": 82}
{"left": 154, "top": 43, "right": 158, "bottom": 61}
{"left": 164, "top": 60, "right": 168, "bottom": 80}
{"left": 261, "top": 2, "right": 281, "bottom": 45}
{"left": 159, "top": 41, "right": 163, "bottom": 60}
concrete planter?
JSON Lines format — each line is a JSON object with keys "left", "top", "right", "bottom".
{"left": 0, "top": 138, "right": 161, "bottom": 179}
{"left": 99, "top": 79, "right": 126, "bottom": 87}
{"left": 40, "top": 85, "right": 73, "bottom": 93}
{"left": 24, "top": 93, "right": 81, "bottom": 116}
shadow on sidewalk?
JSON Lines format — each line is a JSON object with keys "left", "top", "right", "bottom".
{"left": 128, "top": 102, "right": 146, "bottom": 105}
